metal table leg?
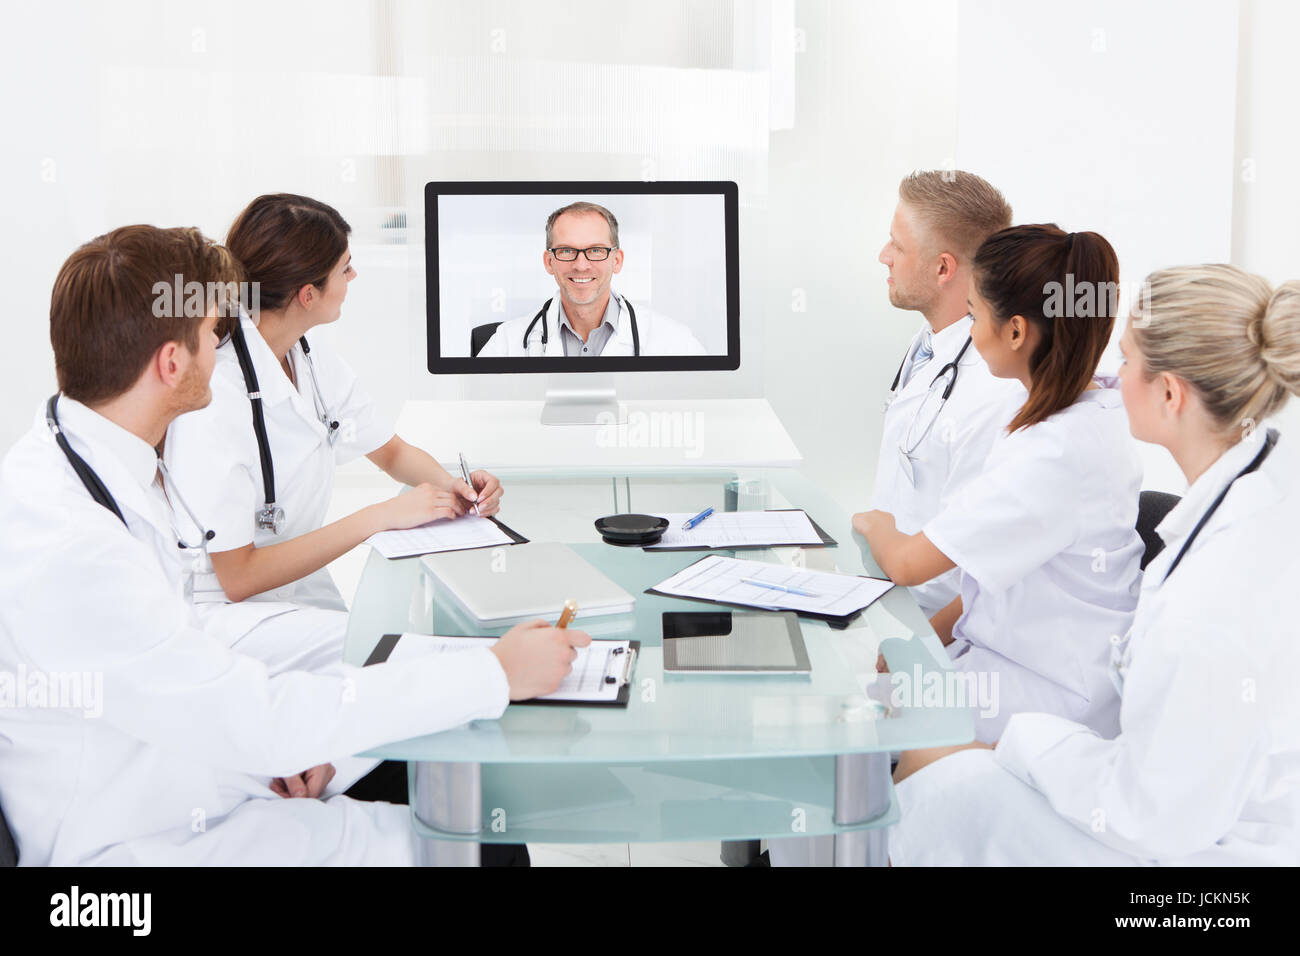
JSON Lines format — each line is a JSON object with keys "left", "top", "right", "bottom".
{"left": 412, "top": 760, "right": 482, "bottom": 867}
{"left": 832, "top": 752, "right": 891, "bottom": 867}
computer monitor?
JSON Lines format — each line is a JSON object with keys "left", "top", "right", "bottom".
{"left": 425, "top": 182, "right": 740, "bottom": 420}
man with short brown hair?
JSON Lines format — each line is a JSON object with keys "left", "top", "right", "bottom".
{"left": 0, "top": 225, "right": 586, "bottom": 865}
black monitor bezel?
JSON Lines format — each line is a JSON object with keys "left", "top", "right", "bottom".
{"left": 424, "top": 180, "right": 740, "bottom": 374}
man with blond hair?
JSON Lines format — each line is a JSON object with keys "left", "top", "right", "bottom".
{"left": 854, "top": 170, "right": 1026, "bottom": 622}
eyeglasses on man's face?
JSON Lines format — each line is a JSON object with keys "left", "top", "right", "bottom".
{"left": 548, "top": 245, "right": 617, "bottom": 262}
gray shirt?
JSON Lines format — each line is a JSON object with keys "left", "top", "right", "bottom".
{"left": 558, "top": 295, "right": 620, "bottom": 356}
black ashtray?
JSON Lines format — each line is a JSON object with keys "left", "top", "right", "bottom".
{"left": 595, "top": 513, "right": 670, "bottom": 546}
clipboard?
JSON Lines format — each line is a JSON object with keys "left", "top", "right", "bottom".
{"left": 367, "top": 514, "right": 529, "bottom": 560}
{"left": 366, "top": 633, "right": 640, "bottom": 708}
{"left": 644, "top": 588, "right": 864, "bottom": 629}
{"left": 486, "top": 516, "right": 530, "bottom": 546}
{"left": 643, "top": 509, "right": 838, "bottom": 552}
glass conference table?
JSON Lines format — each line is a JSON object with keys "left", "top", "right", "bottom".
{"left": 342, "top": 468, "right": 973, "bottom": 866}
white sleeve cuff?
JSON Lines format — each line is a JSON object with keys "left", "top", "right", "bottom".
{"left": 994, "top": 711, "right": 1095, "bottom": 785}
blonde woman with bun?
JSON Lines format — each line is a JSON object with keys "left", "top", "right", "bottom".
{"left": 889, "top": 264, "right": 1300, "bottom": 865}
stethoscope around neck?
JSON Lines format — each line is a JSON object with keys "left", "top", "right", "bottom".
{"left": 887, "top": 333, "right": 973, "bottom": 404}
{"left": 1160, "top": 428, "right": 1279, "bottom": 583}
{"left": 227, "top": 316, "right": 339, "bottom": 536}
{"left": 522, "top": 296, "right": 641, "bottom": 356}
{"left": 45, "top": 393, "right": 215, "bottom": 556}
{"left": 886, "top": 334, "right": 974, "bottom": 485}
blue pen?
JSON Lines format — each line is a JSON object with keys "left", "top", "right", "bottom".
{"left": 682, "top": 507, "right": 714, "bottom": 531}
{"left": 740, "top": 577, "right": 819, "bottom": 598}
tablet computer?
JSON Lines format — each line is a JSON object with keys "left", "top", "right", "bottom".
{"left": 661, "top": 610, "right": 810, "bottom": 674}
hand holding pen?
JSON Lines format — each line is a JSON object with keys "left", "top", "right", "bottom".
{"left": 454, "top": 451, "right": 504, "bottom": 517}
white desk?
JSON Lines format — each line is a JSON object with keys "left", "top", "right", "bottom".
{"left": 394, "top": 398, "right": 801, "bottom": 472}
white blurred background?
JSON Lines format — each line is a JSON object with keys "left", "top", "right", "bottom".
{"left": 4, "top": 0, "right": 1297, "bottom": 512}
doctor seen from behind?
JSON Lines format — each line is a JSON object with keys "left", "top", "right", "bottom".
{"left": 0, "top": 224, "right": 590, "bottom": 865}
{"left": 890, "top": 264, "right": 1300, "bottom": 866}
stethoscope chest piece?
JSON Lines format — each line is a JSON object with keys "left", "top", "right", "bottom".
{"left": 257, "top": 503, "right": 286, "bottom": 536}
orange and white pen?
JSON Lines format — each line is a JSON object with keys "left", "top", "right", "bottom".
{"left": 556, "top": 599, "right": 578, "bottom": 629}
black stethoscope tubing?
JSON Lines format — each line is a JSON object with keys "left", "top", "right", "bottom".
{"left": 45, "top": 393, "right": 215, "bottom": 549}
{"left": 523, "top": 296, "right": 641, "bottom": 356}
{"left": 889, "top": 334, "right": 973, "bottom": 401}
{"left": 228, "top": 321, "right": 339, "bottom": 533}
{"left": 46, "top": 394, "right": 127, "bottom": 526}
{"left": 1160, "top": 429, "right": 1279, "bottom": 582}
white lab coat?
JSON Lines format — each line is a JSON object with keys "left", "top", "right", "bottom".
{"left": 165, "top": 312, "right": 395, "bottom": 614}
{"left": 475, "top": 291, "right": 706, "bottom": 357}
{"left": 922, "top": 378, "right": 1144, "bottom": 741}
{"left": 872, "top": 316, "right": 1027, "bottom": 616}
{"left": 892, "top": 431, "right": 1300, "bottom": 866}
{"left": 0, "top": 398, "right": 508, "bottom": 865}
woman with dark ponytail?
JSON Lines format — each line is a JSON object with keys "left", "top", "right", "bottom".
{"left": 859, "top": 224, "right": 1144, "bottom": 748}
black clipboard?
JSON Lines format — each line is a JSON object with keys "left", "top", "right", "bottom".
{"left": 486, "top": 516, "right": 529, "bottom": 546}
{"left": 373, "top": 515, "right": 529, "bottom": 559}
{"left": 644, "top": 555, "right": 893, "bottom": 631}
{"left": 365, "top": 633, "right": 640, "bottom": 708}
{"left": 643, "top": 509, "right": 838, "bottom": 552}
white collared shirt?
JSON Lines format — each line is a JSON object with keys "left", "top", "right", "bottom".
{"left": 872, "top": 315, "right": 1027, "bottom": 615}
{"left": 164, "top": 313, "right": 395, "bottom": 610}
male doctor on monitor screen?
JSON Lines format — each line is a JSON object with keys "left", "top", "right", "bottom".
{"left": 477, "top": 201, "right": 706, "bottom": 357}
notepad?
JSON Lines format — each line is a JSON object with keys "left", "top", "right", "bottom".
{"left": 366, "top": 514, "right": 520, "bottom": 559}
{"left": 377, "top": 633, "right": 637, "bottom": 704}
{"left": 650, "top": 554, "right": 893, "bottom": 618}
{"left": 646, "top": 509, "right": 824, "bottom": 550}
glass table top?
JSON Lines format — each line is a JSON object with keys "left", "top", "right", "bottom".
{"left": 345, "top": 468, "right": 973, "bottom": 764}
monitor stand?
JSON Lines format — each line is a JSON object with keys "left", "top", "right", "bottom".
{"left": 540, "top": 387, "right": 626, "bottom": 425}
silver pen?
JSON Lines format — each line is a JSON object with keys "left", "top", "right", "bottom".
{"left": 458, "top": 451, "right": 479, "bottom": 517}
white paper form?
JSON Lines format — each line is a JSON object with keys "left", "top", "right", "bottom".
{"left": 366, "top": 514, "right": 515, "bottom": 559}
{"left": 646, "top": 510, "right": 823, "bottom": 549}
{"left": 651, "top": 554, "right": 893, "bottom": 617}
{"left": 385, "top": 633, "right": 631, "bottom": 703}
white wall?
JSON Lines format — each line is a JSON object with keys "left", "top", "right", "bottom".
{"left": 1232, "top": 0, "right": 1300, "bottom": 439}
{"left": 3, "top": 0, "right": 1297, "bottom": 515}
{"left": 955, "top": 0, "right": 1239, "bottom": 494}
{"left": 762, "top": 0, "right": 960, "bottom": 511}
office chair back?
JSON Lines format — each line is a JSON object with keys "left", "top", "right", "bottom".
{"left": 0, "top": 800, "right": 16, "bottom": 866}
{"left": 470, "top": 322, "right": 503, "bottom": 358}
{"left": 1137, "top": 489, "right": 1182, "bottom": 570}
